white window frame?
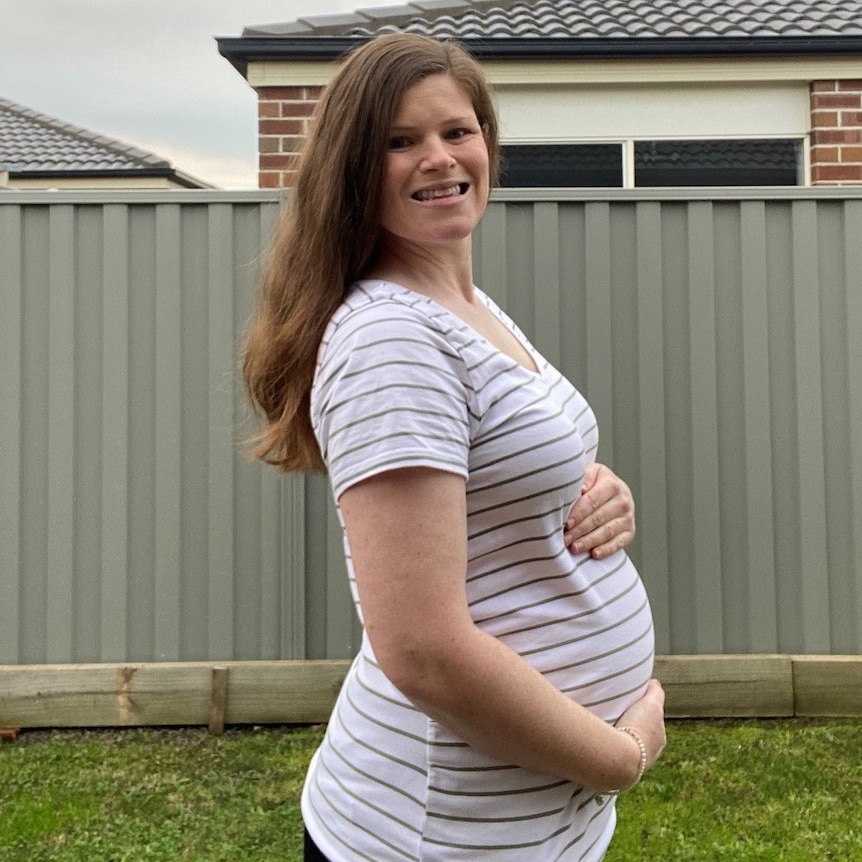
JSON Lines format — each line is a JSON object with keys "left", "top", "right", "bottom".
{"left": 500, "top": 135, "right": 810, "bottom": 188}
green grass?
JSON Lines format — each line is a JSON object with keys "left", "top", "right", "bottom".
{"left": 609, "top": 719, "right": 862, "bottom": 861}
{"left": 0, "top": 725, "right": 323, "bottom": 862}
{"left": 2, "top": 720, "right": 861, "bottom": 860}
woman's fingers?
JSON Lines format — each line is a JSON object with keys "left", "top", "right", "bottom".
{"left": 565, "top": 464, "right": 635, "bottom": 557}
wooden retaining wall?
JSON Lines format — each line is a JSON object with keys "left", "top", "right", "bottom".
{"left": 1, "top": 656, "right": 860, "bottom": 732}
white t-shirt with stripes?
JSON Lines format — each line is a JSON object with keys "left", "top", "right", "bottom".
{"left": 302, "top": 279, "right": 655, "bottom": 861}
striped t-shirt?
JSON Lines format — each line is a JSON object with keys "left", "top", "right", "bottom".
{"left": 303, "top": 279, "right": 655, "bottom": 861}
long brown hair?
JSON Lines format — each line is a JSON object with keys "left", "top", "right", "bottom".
{"left": 242, "top": 33, "right": 500, "bottom": 472}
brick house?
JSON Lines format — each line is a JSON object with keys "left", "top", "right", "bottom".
{"left": 217, "top": 0, "right": 862, "bottom": 190}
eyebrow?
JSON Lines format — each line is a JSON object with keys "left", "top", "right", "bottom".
{"left": 389, "top": 116, "right": 477, "bottom": 131}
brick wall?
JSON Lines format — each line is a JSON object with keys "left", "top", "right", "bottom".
{"left": 810, "top": 80, "right": 862, "bottom": 185}
{"left": 256, "top": 86, "right": 322, "bottom": 189}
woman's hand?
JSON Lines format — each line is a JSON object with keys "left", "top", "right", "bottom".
{"left": 614, "top": 678, "right": 667, "bottom": 782}
{"left": 564, "top": 462, "right": 635, "bottom": 559}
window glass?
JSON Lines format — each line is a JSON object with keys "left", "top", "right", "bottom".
{"left": 634, "top": 139, "right": 802, "bottom": 186}
{"left": 500, "top": 144, "right": 623, "bottom": 188}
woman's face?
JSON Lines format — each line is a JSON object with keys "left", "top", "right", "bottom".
{"left": 377, "top": 74, "right": 490, "bottom": 252}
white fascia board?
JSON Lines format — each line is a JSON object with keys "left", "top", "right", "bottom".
{"left": 7, "top": 176, "right": 179, "bottom": 191}
{"left": 247, "top": 55, "right": 862, "bottom": 89}
{"left": 481, "top": 56, "right": 862, "bottom": 85}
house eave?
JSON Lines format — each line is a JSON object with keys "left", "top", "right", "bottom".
{"left": 8, "top": 168, "right": 214, "bottom": 190}
{"left": 217, "top": 36, "right": 361, "bottom": 74}
{"left": 217, "top": 34, "right": 862, "bottom": 77}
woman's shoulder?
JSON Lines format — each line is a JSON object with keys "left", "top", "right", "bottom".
{"left": 333, "top": 279, "right": 441, "bottom": 326}
{"left": 316, "top": 280, "right": 473, "bottom": 386}
{"left": 324, "top": 279, "right": 464, "bottom": 350}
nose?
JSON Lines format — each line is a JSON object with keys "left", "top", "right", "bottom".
{"left": 420, "top": 135, "right": 456, "bottom": 171}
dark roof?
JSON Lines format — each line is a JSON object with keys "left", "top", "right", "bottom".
{"left": 219, "top": 0, "right": 862, "bottom": 70}
{"left": 246, "top": 0, "right": 862, "bottom": 39}
{"left": 0, "top": 97, "right": 212, "bottom": 188}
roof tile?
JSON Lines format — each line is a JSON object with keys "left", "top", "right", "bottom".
{"left": 0, "top": 97, "right": 167, "bottom": 173}
{"left": 244, "top": 0, "right": 862, "bottom": 40}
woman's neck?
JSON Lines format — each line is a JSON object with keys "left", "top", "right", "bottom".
{"left": 367, "top": 236, "right": 475, "bottom": 302}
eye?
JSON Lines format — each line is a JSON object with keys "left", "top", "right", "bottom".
{"left": 445, "top": 128, "right": 471, "bottom": 141}
{"left": 388, "top": 136, "right": 411, "bottom": 150}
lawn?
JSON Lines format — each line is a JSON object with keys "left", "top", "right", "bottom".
{"left": 2, "top": 719, "right": 860, "bottom": 861}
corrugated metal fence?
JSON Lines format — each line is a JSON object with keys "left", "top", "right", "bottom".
{"left": 1, "top": 189, "right": 860, "bottom": 665}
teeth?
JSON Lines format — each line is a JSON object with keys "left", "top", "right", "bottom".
{"left": 414, "top": 184, "right": 461, "bottom": 201}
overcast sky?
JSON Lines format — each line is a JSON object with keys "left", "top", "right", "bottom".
{"left": 1, "top": 0, "right": 402, "bottom": 188}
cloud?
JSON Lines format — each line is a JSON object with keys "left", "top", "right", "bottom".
{"left": 136, "top": 138, "right": 259, "bottom": 189}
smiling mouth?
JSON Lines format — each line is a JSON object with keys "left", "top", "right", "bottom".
{"left": 412, "top": 183, "right": 469, "bottom": 201}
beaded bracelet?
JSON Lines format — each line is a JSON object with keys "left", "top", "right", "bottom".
{"left": 616, "top": 725, "right": 648, "bottom": 789}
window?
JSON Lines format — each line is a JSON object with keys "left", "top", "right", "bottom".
{"left": 501, "top": 143, "right": 623, "bottom": 188}
{"left": 499, "top": 139, "right": 805, "bottom": 188}
{"left": 634, "top": 139, "right": 803, "bottom": 187}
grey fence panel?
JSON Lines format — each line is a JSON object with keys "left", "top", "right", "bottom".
{"left": 0, "top": 192, "right": 324, "bottom": 665}
{"left": 1, "top": 189, "right": 860, "bottom": 665}
{"left": 0, "top": 204, "right": 23, "bottom": 664}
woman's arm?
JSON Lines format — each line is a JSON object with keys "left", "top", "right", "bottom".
{"left": 565, "top": 462, "right": 636, "bottom": 560}
{"left": 341, "top": 466, "right": 665, "bottom": 793}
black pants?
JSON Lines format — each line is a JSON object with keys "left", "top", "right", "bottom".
{"left": 304, "top": 828, "right": 331, "bottom": 862}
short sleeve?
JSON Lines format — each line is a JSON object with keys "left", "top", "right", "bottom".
{"left": 311, "top": 300, "right": 471, "bottom": 500}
